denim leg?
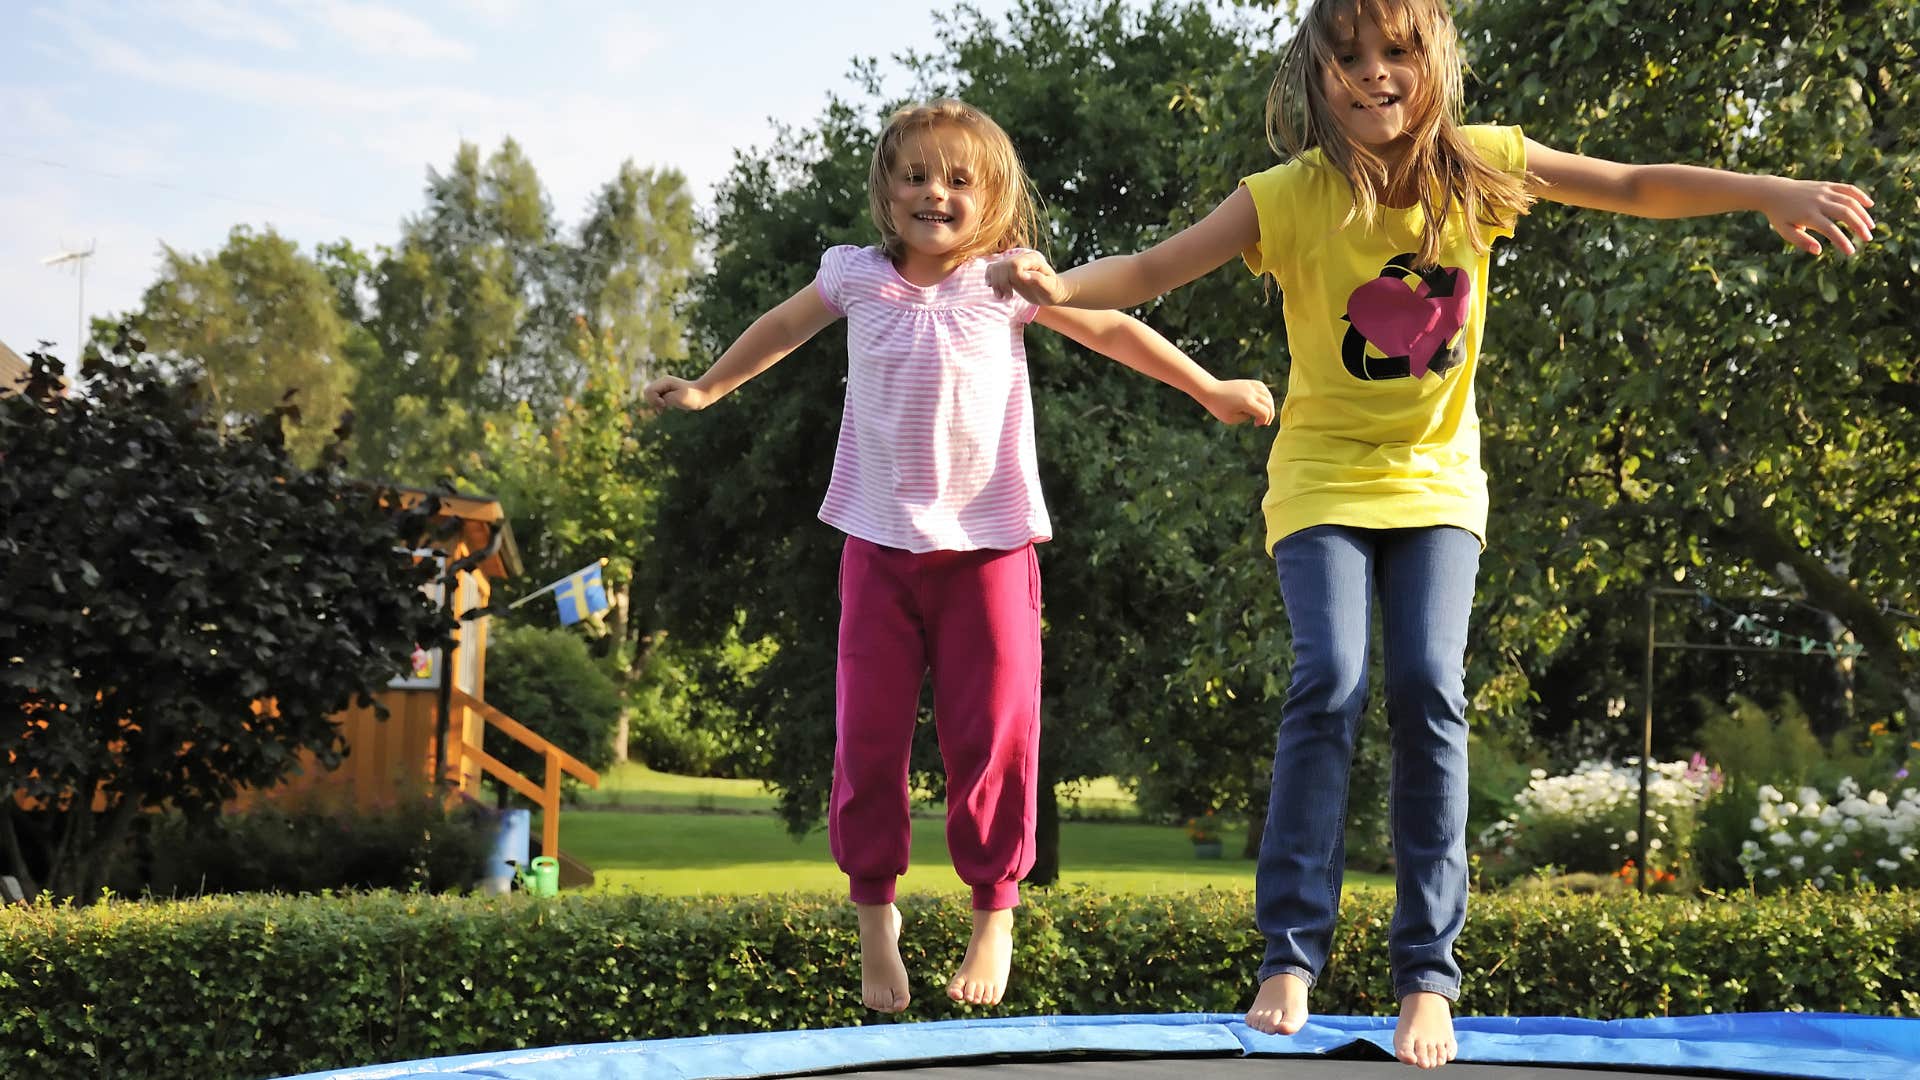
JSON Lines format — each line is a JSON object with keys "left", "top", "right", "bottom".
{"left": 1376, "top": 526, "right": 1479, "bottom": 1002}
{"left": 1256, "top": 525, "right": 1374, "bottom": 986}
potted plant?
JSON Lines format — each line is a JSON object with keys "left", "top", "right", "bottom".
{"left": 1187, "top": 810, "right": 1224, "bottom": 859}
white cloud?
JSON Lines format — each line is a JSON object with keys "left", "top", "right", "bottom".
{"left": 56, "top": 20, "right": 494, "bottom": 114}
{"left": 0, "top": 87, "right": 75, "bottom": 142}
{"left": 598, "top": 15, "right": 664, "bottom": 76}
{"left": 299, "top": 0, "right": 473, "bottom": 61}
{"left": 452, "top": 0, "right": 519, "bottom": 22}
{"left": 146, "top": 0, "right": 299, "bottom": 50}
{"left": 35, "top": 12, "right": 727, "bottom": 202}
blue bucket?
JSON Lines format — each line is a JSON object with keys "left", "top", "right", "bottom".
{"left": 482, "top": 808, "right": 530, "bottom": 895}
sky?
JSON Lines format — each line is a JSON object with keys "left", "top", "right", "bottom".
{"left": 0, "top": 0, "right": 1033, "bottom": 368}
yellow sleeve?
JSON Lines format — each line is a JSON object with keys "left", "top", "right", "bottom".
{"left": 1464, "top": 123, "right": 1526, "bottom": 175}
{"left": 1461, "top": 124, "right": 1527, "bottom": 242}
{"left": 1238, "top": 163, "right": 1296, "bottom": 280}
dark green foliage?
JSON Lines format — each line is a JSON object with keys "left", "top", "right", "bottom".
{"left": 1465, "top": 731, "right": 1539, "bottom": 850}
{"left": 0, "top": 338, "right": 454, "bottom": 901}
{"left": 118, "top": 800, "right": 494, "bottom": 898}
{"left": 481, "top": 624, "right": 624, "bottom": 790}
{"left": 1468, "top": 0, "right": 1920, "bottom": 746}
{"left": 1694, "top": 694, "right": 1828, "bottom": 787}
{"left": 1691, "top": 779, "right": 1759, "bottom": 891}
{"left": 1, "top": 887, "right": 1914, "bottom": 1079}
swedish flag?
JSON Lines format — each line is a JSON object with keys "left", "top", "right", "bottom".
{"left": 553, "top": 562, "right": 611, "bottom": 626}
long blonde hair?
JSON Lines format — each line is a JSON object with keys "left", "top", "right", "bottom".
{"left": 1267, "top": 0, "right": 1532, "bottom": 268}
{"left": 868, "top": 99, "right": 1041, "bottom": 264}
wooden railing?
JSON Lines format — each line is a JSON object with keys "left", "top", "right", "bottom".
{"left": 448, "top": 687, "right": 599, "bottom": 860}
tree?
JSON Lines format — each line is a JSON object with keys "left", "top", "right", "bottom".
{"left": 568, "top": 162, "right": 699, "bottom": 392}
{"left": 1465, "top": 0, "right": 1920, "bottom": 746}
{"left": 0, "top": 335, "right": 453, "bottom": 901}
{"left": 472, "top": 337, "right": 658, "bottom": 763}
{"left": 480, "top": 623, "right": 622, "bottom": 800}
{"left": 471, "top": 164, "right": 702, "bottom": 759}
{"left": 132, "top": 225, "right": 356, "bottom": 465}
{"left": 353, "top": 139, "right": 567, "bottom": 481}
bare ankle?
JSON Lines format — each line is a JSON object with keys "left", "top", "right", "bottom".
{"left": 1246, "top": 971, "right": 1311, "bottom": 1036}
{"left": 948, "top": 906, "right": 1015, "bottom": 1006}
{"left": 855, "top": 903, "right": 908, "bottom": 1013}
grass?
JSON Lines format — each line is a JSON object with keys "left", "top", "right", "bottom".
{"left": 573, "top": 763, "right": 1142, "bottom": 819}
{"left": 553, "top": 764, "right": 1393, "bottom": 896}
{"left": 572, "top": 762, "right": 786, "bottom": 814}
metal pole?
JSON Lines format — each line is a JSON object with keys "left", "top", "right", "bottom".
{"left": 75, "top": 256, "right": 86, "bottom": 363}
{"left": 1639, "top": 589, "right": 1655, "bottom": 895}
{"left": 41, "top": 245, "right": 95, "bottom": 368}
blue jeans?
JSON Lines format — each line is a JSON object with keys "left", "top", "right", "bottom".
{"left": 1255, "top": 524, "right": 1479, "bottom": 1002}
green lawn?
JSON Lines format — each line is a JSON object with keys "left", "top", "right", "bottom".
{"left": 574, "top": 762, "right": 1142, "bottom": 819}
{"left": 553, "top": 764, "right": 1392, "bottom": 896}
{"left": 571, "top": 761, "right": 788, "bottom": 813}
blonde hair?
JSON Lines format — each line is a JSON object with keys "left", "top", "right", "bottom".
{"left": 1267, "top": 0, "right": 1532, "bottom": 268}
{"left": 868, "top": 99, "right": 1040, "bottom": 264}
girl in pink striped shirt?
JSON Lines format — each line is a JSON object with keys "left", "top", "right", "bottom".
{"left": 644, "top": 99, "right": 1273, "bottom": 1014}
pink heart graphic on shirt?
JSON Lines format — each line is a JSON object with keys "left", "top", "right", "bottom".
{"left": 1346, "top": 271, "right": 1472, "bottom": 378}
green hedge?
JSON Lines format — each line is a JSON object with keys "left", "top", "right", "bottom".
{"left": 3, "top": 887, "right": 1916, "bottom": 1079}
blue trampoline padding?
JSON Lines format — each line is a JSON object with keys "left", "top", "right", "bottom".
{"left": 279, "top": 1011, "right": 1920, "bottom": 1080}
{"left": 1240, "top": 1013, "right": 1920, "bottom": 1078}
{"left": 279, "top": 1015, "right": 1243, "bottom": 1080}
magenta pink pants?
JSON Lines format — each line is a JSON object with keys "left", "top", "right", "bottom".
{"left": 829, "top": 536, "right": 1043, "bottom": 911}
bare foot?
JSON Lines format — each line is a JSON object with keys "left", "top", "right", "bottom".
{"left": 947, "top": 907, "right": 1013, "bottom": 1005}
{"left": 1245, "top": 971, "right": 1310, "bottom": 1035}
{"left": 1394, "top": 991, "right": 1458, "bottom": 1069}
{"left": 856, "top": 902, "right": 909, "bottom": 1013}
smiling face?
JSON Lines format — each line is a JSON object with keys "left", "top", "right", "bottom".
{"left": 884, "top": 125, "right": 980, "bottom": 266}
{"left": 867, "top": 100, "right": 1038, "bottom": 277}
{"left": 1318, "top": 8, "right": 1425, "bottom": 156}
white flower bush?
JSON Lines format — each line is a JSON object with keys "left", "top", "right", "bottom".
{"left": 1736, "top": 778, "right": 1920, "bottom": 891}
{"left": 1477, "top": 757, "right": 1719, "bottom": 884}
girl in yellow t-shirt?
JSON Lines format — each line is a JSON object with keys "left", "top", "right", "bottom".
{"left": 989, "top": 0, "right": 1872, "bottom": 1067}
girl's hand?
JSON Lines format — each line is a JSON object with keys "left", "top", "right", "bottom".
{"left": 642, "top": 376, "right": 712, "bottom": 411}
{"left": 1203, "top": 378, "right": 1276, "bottom": 427}
{"left": 1762, "top": 177, "right": 1876, "bottom": 256}
{"left": 987, "top": 251, "right": 1072, "bottom": 305}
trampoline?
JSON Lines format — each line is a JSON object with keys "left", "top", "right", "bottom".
{"left": 281, "top": 1012, "right": 1920, "bottom": 1080}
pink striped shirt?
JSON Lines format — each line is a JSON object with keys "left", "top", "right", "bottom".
{"left": 813, "top": 244, "right": 1050, "bottom": 553}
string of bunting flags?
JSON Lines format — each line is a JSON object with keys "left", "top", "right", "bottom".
{"left": 1684, "top": 589, "right": 1917, "bottom": 659}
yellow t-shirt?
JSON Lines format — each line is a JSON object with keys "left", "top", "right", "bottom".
{"left": 1240, "top": 124, "right": 1527, "bottom": 552}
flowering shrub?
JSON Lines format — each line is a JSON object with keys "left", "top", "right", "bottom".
{"left": 1736, "top": 778, "right": 1920, "bottom": 891}
{"left": 1186, "top": 810, "right": 1223, "bottom": 844}
{"left": 1477, "top": 756, "right": 1721, "bottom": 885}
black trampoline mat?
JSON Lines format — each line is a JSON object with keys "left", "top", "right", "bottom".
{"left": 816, "top": 1056, "right": 1772, "bottom": 1079}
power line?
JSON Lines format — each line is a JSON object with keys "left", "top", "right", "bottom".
{"left": 0, "top": 150, "right": 396, "bottom": 232}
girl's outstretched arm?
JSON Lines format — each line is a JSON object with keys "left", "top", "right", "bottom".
{"left": 1034, "top": 305, "right": 1275, "bottom": 426}
{"left": 1524, "top": 139, "right": 1876, "bottom": 256}
{"left": 989, "top": 187, "right": 1262, "bottom": 310}
{"left": 641, "top": 284, "right": 840, "bottom": 410}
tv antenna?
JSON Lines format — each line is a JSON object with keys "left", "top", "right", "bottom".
{"left": 42, "top": 242, "right": 97, "bottom": 365}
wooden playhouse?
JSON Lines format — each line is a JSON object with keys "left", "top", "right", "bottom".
{"left": 232, "top": 488, "right": 600, "bottom": 882}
